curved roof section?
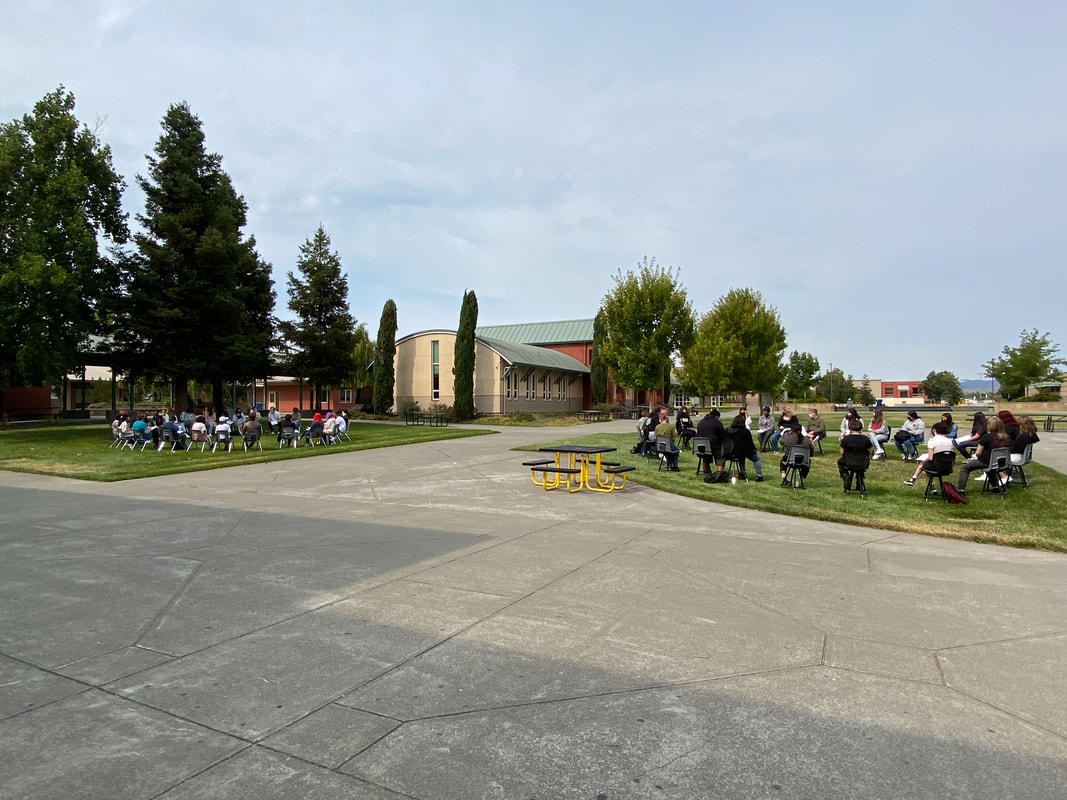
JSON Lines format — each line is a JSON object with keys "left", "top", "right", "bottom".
{"left": 476, "top": 319, "right": 593, "bottom": 345}
{"left": 479, "top": 336, "right": 589, "bottom": 373}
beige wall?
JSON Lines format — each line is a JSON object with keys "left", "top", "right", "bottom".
{"left": 393, "top": 333, "right": 584, "bottom": 414}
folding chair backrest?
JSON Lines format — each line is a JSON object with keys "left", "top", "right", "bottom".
{"left": 216, "top": 429, "right": 231, "bottom": 442}
{"left": 786, "top": 445, "right": 811, "bottom": 469}
{"left": 930, "top": 450, "right": 955, "bottom": 475}
{"left": 693, "top": 437, "right": 711, "bottom": 458}
{"left": 987, "top": 447, "right": 1010, "bottom": 472}
{"left": 842, "top": 448, "right": 870, "bottom": 471}
{"left": 656, "top": 438, "right": 670, "bottom": 455}
{"left": 1020, "top": 443, "right": 1033, "bottom": 465}
{"left": 244, "top": 430, "right": 260, "bottom": 443}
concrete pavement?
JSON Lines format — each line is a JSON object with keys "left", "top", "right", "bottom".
{"left": 1, "top": 419, "right": 1065, "bottom": 799}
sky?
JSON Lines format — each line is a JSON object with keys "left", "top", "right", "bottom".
{"left": 3, "top": 1, "right": 1065, "bottom": 382}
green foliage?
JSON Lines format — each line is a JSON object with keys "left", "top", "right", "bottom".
{"left": 782, "top": 351, "right": 820, "bottom": 400}
{"left": 396, "top": 395, "right": 419, "bottom": 417}
{"left": 278, "top": 226, "right": 359, "bottom": 409}
{"left": 918, "top": 370, "right": 963, "bottom": 404}
{"left": 599, "top": 257, "right": 695, "bottom": 390}
{"left": 349, "top": 323, "right": 372, "bottom": 394}
{"left": 453, "top": 289, "right": 478, "bottom": 420}
{"left": 373, "top": 299, "right": 398, "bottom": 414}
{"left": 0, "top": 87, "right": 128, "bottom": 394}
{"left": 856, "top": 375, "right": 876, "bottom": 407}
{"left": 681, "top": 288, "right": 786, "bottom": 398}
{"left": 110, "top": 102, "right": 274, "bottom": 414}
{"left": 985, "top": 330, "right": 1064, "bottom": 400}
{"left": 590, "top": 310, "right": 608, "bottom": 404}
{"left": 371, "top": 298, "right": 396, "bottom": 413}
{"left": 814, "top": 367, "right": 849, "bottom": 403}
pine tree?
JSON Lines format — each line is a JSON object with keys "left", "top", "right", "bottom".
{"left": 278, "top": 226, "right": 358, "bottom": 410}
{"left": 111, "top": 102, "right": 274, "bottom": 414}
{"left": 452, "top": 290, "right": 478, "bottom": 419}
{"left": 0, "top": 87, "right": 128, "bottom": 400}
{"left": 373, "top": 299, "right": 397, "bottom": 414}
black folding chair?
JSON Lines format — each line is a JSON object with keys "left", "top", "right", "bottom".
{"left": 922, "top": 451, "right": 956, "bottom": 501}
{"left": 841, "top": 449, "right": 871, "bottom": 496}
{"left": 782, "top": 446, "right": 810, "bottom": 490}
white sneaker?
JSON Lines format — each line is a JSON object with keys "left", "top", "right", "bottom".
{"left": 1005, "top": 475, "right": 1013, "bottom": 484}
{"left": 975, "top": 473, "right": 987, "bottom": 482}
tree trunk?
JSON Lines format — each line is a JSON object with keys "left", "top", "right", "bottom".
{"left": 211, "top": 380, "right": 224, "bottom": 418}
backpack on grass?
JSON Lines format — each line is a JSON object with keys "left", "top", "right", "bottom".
{"left": 943, "top": 484, "right": 968, "bottom": 504}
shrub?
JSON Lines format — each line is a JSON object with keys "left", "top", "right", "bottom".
{"left": 396, "top": 396, "right": 420, "bottom": 417}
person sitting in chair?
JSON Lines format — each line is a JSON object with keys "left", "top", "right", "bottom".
{"left": 654, "top": 409, "right": 680, "bottom": 471}
{"left": 779, "top": 420, "right": 813, "bottom": 485}
{"left": 868, "top": 408, "right": 890, "bottom": 459}
{"left": 903, "top": 421, "right": 955, "bottom": 486}
{"left": 838, "top": 417, "right": 873, "bottom": 482}
{"left": 303, "top": 412, "right": 325, "bottom": 445}
{"left": 769, "top": 407, "right": 797, "bottom": 454}
{"left": 757, "top": 406, "right": 775, "bottom": 452}
{"left": 675, "top": 405, "right": 695, "bottom": 450}
{"left": 696, "top": 408, "right": 728, "bottom": 483}
{"left": 806, "top": 409, "right": 827, "bottom": 448}
{"left": 956, "top": 416, "right": 1011, "bottom": 494}
{"left": 894, "top": 410, "right": 925, "bottom": 460}
{"left": 728, "top": 410, "right": 763, "bottom": 481}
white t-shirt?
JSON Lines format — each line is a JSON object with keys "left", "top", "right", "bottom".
{"left": 916, "top": 433, "right": 955, "bottom": 462}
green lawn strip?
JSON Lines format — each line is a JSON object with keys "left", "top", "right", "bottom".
{"left": 516, "top": 432, "right": 1067, "bottom": 552}
{"left": 0, "top": 423, "right": 492, "bottom": 482}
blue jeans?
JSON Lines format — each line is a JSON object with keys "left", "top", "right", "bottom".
{"left": 769, "top": 429, "right": 784, "bottom": 453}
{"left": 743, "top": 451, "right": 763, "bottom": 478}
{"left": 894, "top": 434, "right": 922, "bottom": 457}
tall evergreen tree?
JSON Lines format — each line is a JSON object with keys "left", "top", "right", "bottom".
{"left": 111, "top": 102, "right": 274, "bottom": 413}
{"left": 590, "top": 310, "right": 608, "bottom": 404}
{"left": 0, "top": 87, "right": 128, "bottom": 401}
{"left": 278, "top": 225, "right": 358, "bottom": 410}
{"left": 373, "top": 299, "right": 397, "bottom": 414}
{"left": 453, "top": 289, "right": 478, "bottom": 419}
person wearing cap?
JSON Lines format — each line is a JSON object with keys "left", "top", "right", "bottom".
{"left": 893, "top": 410, "right": 925, "bottom": 460}
{"left": 757, "top": 406, "right": 775, "bottom": 452}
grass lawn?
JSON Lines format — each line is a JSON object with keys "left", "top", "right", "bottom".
{"left": 0, "top": 423, "right": 492, "bottom": 482}
{"left": 519, "top": 430, "right": 1067, "bottom": 552}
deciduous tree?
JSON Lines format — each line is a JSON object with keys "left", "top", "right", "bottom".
{"left": 0, "top": 87, "right": 128, "bottom": 400}
{"left": 599, "top": 257, "right": 695, "bottom": 393}
{"left": 373, "top": 299, "right": 397, "bottom": 414}
{"left": 681, "top": 289, "right": 786, "bottom": 400}
{"left": 782, "top": 350, "right": 820, "bottom": 400}
{"left": 814, "top": 367, "right": 849, "bottom": 403}
{"left": 278, "top": 226, "right": 359, "bottom": 410}
{"left": 918, "top": 370, "right": 963, "bottom": 405}
{"left": 111, "top": 102, "right": 274, "bottom": 415}
{"left": 984, "top": 330, "right": 1064, "bottom": 399}
{"left": 452, "top": 289, "right": 478, "bottom": 419}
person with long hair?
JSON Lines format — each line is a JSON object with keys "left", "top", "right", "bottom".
{"left": 1010, "top": 415, "right": 1040, "bottom": 465}
{"left": 956, "top": 416, "right": 1011, "bottom": 493}
{"left": 954, "top": 411, "right": 987, "bottom": 458}
{"left": 940, "top": 413, "right": 958, "bottom": 439}
{"left": 770, "top": 407, "right": 796, "bottom": 454}
{"left": 868, "top": 408, "right": 890, "bottom": 459}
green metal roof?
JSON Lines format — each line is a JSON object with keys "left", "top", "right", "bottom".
{"left": 478, "top": 337, "right": 589, "bottom": 373}
{"left": 476, "top": 319, "right": 594, "bottom": 345}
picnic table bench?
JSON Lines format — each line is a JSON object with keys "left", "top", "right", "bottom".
{"left": 1039, "top": 414, "right": 1067, "bottom": 432}
{"left": 405, "top": 410, "right": 449, "bottom": 427}
{"left": 578, "top": 409, "right": 611, "bottom": 422}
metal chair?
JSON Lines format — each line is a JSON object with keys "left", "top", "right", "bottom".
{"left": 921, "top": 451, "right": 956, "bottom": 501}
{"left": 841, "top": 449, "right": 871, "bottom": 496}
{"left": 782, "top": 445, "right": 810, "bottom": 490}
{"left": 109, "top": 427, "right": 123, "bottom": 448}
{"left": 278, "top": 425, "right": 297, "bottom": 448}
{"left": 159, "top": 428, "right": 185, "bottom": 452}
{"left": 1009, "top": 443, "right": 1032, "bottom": 488}
{"left": 692, "top": 437, "right": 713, "bottom": 475}
{"left": 655, "top": 438, "right": 674, "bottom": 472}
{"left": 212, "top": 429, "right": 233, "bottom": 453}
{"left": 980, "top": 447, "right": 1011, "bottom": 497}
{"left": 243, "top": 430, "right": 263, "bottom": 452}
{"left": 189, "top": 430, "right": 212, "bottom": 453}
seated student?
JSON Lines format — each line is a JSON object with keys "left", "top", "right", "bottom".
{"left": 893, "top": 410, "right": 926, "bottom": 459}
{"left": 997, "top": 410, "right": 1020, "bottom": 441}
{"left": 956, "top": 416, "right": 1011, "bottom": 494}
{"left": 111, "top": 412, "right": 128, "bottom": 438}
{"left": 214, "top": 415, "right": 232, "bottom": 443}
{"left": 769, "top": 407, "right": 797, "bottom": 454}
{"left": 940, "top": 413, "right": 958, "bottom": 440}
{"left": 806, "top": 409, "right": 827, "bottom": 447}
{"left": 130, "top": 411, "right": 149, "bottom": 439}
{"left": 303, "top": 412, "right": 325, "bottom": 444}
{"left": 654, "top": 409, "right": 680, "bottom": 471}
{"left": 190, "top": 415, "right": 210, "bottom": 443}
{"left": 675, "top": 405, "right": 695, "bottom": 449}
{"left": 903, "top": 421, "right": 955, "bottom": 485}
{"left": 1010, "top": 415, "right": 1040, "bottom": 466}
{"left": 954, "top": 411, "right": 987, "bottom": 458}
{"left": 837, "top": 416, "right": 873, "bottom": 482}
{"left": 160, "top": 416, "right": 186, "bottom": 449}
{"left": 232, "top": 408, "right": 247, "bottom": 430}
{"left": 779, "top": 420, "right": 813, "bottom": 485}
{"left": 266, "top": 406, "right": 281, "bottom": 434}
{"left": 242, "top": 410, "right": 262, "bottom": 436}
{"left": 728, "top": 410, "right": 763, "bottom": 481}
{"left": 757, "top": 406, "right": 775, "bottom": 452}
{"left": 336, "top": 411, "right": 349, "bottom": 438}
{"left": 839, "top": 408, "right": 863, "bottom": 438}
{"left": 696, "top": 408, "right": 728, "bottom": 483}
{"left": 277, "top": 414, "right": 297, "bottom": 444}
{"left": 868, "top": 408, "right": 890, "bottom": 459}
{"left": 323, "top": 412, "right": 338, "bottom": 442}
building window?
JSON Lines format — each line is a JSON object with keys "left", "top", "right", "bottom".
{"left": 431, "top": 340, "right": 440, "bottom": 401}
{"left": 674, "top": 390, "right": 684, "bottom": 407}
{"left": 542, "top": 373, "right": 550, "bottom": 401}
{"left": 884, "top": 386, "right": 895, "bottom": 397}
{"left": 559, "top": 377, "right": 567, "bottom": 401}
{"left": 339, "top": 389, "right": 353, "bottom": 404}
{"left": 525, "top": 373, "right": 533, "bottom": 400}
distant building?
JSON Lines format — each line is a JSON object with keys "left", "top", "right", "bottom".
{"left": 852, "top": 378, "right": 927, "bottom": 405}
